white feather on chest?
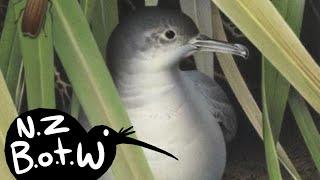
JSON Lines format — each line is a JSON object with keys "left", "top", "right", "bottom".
{"left": 114, "top": 70, "right": 229, "bottom": 179}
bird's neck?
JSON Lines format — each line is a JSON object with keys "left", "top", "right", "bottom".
{"left": 112, "top": 66, "right": 182, "bottom": 100}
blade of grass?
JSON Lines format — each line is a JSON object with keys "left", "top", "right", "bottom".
{"left": 271, "top": 1, "right": 320, "bottom": 172}
{"left": 180, "top": 0, "right": 214, "bottom": 78}
{"left": 79, "top": 0, "right": 97, "bottom": 24}
{"left": 15, "top": 63, "right": 25, "bottom": 111}
{"left": 14, "top": 2, "right": 56, "bottom": 109}
{"left": 70, "top": 0, "right": 100, "bottom": 119}
{"left": 70, "top": 93, "right": 80, "bottom": 119}
{"left": 211, "top": 5, "right": 301, "bottom": 179}
{"left": 210, "top": 0, "right": 320, "bottom": 114}
{"left": 5, "top": 33, "right": 22, "bottom": 99}
{"left": 262, "top": 0, "right": 305, "bottom": 141}
{"left": 91, "top": 0, "right": 118, "bottom": 58}
{"left": 51, "top": 1, "right": 153, "bottom": 179}
{"left": 0, "top": 1, "right": 17, "bottom": 75}
{"left": 263, "top": 57, "right": 289, "bottom": 140}
{"left": 71, "top": 0, "right": 99, "bottom": 119}
{"left": 262, "top": 73, "right": 282, "bottom": 179}
{"left": 0, "top": 70, "right": 17, "bottom": 180}
{"left": 288, "top": 91, "right": 320, "bottom": 171}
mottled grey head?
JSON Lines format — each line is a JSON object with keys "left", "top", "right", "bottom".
{"left": 107, "top": 7, "right": 248, "bottom": 74}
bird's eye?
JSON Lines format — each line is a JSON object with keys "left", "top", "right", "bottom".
{"left": 103, "top": 129, "right": 109, "bottom": 136}
{"left": 165, "top": 30, "right": 176, "bottom": 40}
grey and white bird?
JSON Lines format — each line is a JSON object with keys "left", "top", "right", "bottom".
{"left": 105, "top": 7, "right": 248, "bottom": 180}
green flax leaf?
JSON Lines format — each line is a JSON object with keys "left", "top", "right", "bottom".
{"left": 262, "top": 0, "right": 305, "bottom": 141}
{"left": 210, "top": 0, "right": 320, "bottom": 114}
{"left": 14, "top": 2, "right": 55, "bottom": 109}
{"left": 91, "top": 0, "right": 118, "bottom": 58}
{"left": 211, "top": 4, "right": 300, "bottom": 179}
{"left": 0, "top": 1, "right": 18, "bottom": 75}
{"left": 288, "top": 91, "right": 320, "bottom": 171}
{"left": 0, "top": 70, "right": 17, "bottom": 180}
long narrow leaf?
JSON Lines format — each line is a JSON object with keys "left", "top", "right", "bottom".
{"left": 211, "top": 5, "right": 301, "bottom": 179}
{"left": 276, "top": 0, "right": 320, "bottom": 172}
{"left": 262, "top": 55, "right": 283, "bottom": 180}
{"left": 51, "top": 1, "right": 153, "bottom": 179}
{"left": 0, "top": 1, "right": 17, "bottom": 75}
{"left": 14, "top": 3, "right": 56, "bottom": 109}
{"left": 288, "top": 91, "right": 320, "bottom": 171}
{"left": 70, "top": 93, "right": 80, "bottom": 119}
{"left": 14, "top": 64, "right": 24, "bottom": 110}
{"left": 5, "top": 34, "right": 21, "bottom": 99}
{"left": 263, "top": 0, "right": 305, "bottom": 141}
{"left": 70, "top": 0, "right": 99, "bottom": 119}
{"left": 0, "top": 70, "right": 17, "bottom": 180}
{"left": 262, "top": 56, "right": 289, "bottom": 140}
{"left": 263, "top": 108, "right": 283, "bottom": 179}
{"left": 79, "top": 0, "right": 97, "bottom": 24}
{"left": 91, "top": 0, "right": 118, "bottom": 58}
{"left": 210, "top": 0, "right": 320, "bottom": 114}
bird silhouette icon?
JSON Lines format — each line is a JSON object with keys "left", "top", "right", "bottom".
{"left": 4, "top": 108, "right": 177, "bottom": 180}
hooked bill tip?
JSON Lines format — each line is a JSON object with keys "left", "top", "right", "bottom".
{"left": 234, "top": 44, "right": 249, "bottom": 59}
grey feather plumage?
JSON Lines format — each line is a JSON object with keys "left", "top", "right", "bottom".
{"left": 182, "top": 71, "right": 237, "bottom": 141}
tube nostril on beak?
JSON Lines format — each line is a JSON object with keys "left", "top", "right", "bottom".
{"left": 189, "top": 34, "right": 249, "bottom": 59}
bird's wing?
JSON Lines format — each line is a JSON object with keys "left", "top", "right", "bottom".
{"left": 181, "top": 70, "right": 237, "bottom": 142}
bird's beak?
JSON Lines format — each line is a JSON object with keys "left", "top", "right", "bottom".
{"left": 119, "top": 136, "right": 178, "bottom": 160}
{"left": 189, "top": 34, "right": 249, "bottom": 59}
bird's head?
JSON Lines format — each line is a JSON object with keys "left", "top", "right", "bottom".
{"left": 107, "top": 7, "right": 248, "bottom": 74}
